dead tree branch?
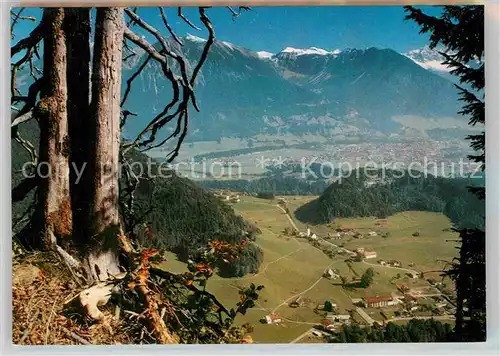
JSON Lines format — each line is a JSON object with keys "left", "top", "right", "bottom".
{"left": 121, "top": 7, "right": 216, "bottom": 162}
{"left": 159, "top": 7, "right": 183, "bottom": 46}
{"left": 226, "top": 6, "right": 252, "bottom": 21}
{"left": 178, "top": 7, "right": 201, "bottom": 31}
{"left": 11, "top": 19, "right": 45, "bottom": 57}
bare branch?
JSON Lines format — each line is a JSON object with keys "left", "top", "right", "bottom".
{"left": 121, "top": 55, "right": 151, "bottom": 108}
{"left": 11, "top": 19, "right": 45, "bottom": 57}
{"left": 226, "top": 6, "right": 252, "bottom": 21}
{"left": 178, "top": 7, "right": 201, "bottom": 31}
{"left": 11, "top": 8, "right": 33, "bottom": 38}
{"left": 11, "top": 47, "right": 34, "bottom": 98}
{"left": 123, "top": 26, "right": 167, "bottom": 65}
{"left": 11, "top": 109, "right": 33, "bottom": 128}
{"left": 121, "top": 110, "right": 138, "bottom": 128}
{"left": 125, "top": 6, "right": 138, "bottom": 27}
{"left": 122, "top": 7, "right": 216, "bottom": 161}
{"left": 159, "top": 7, "right": 183, "bottom": 46}
{"left": 124, "top": 8, "right": 192, "bottom": 90}
{"left": 191, "top": 7, "right": 215, "bottom": 86}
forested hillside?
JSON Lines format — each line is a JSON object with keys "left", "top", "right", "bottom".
{"left": 295, "top": 169, "right": 484, "bottom": 230}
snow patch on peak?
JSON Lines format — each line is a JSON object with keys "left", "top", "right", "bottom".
{"left": 186, "top": 33, "right": 206, "bottom": 43}
{"left": 221, "top": 40, "right": 236, "bottom": 50}
{"left": 404, "top": 46, "right": 451, "bottom": 72}
{"left": 256, "top": 51, "right": 274, "bottom": 59}
{"left": 280, "top": 47, "right": 341, "bottom": 56}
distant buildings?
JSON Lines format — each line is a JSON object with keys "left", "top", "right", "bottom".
{"left": 265, "top": 313, "right": 282, "bottom": 324}
{"left": 323, "top": 269, "right": 340, "bottom": 280}
{"left": 326, "top": 314, "right": 351, "bottom": 322}
{"left": 362, "top": 295, "right": 397, "bottom": 308}
{"left": 355, "top": 247, "right": 377, "bottom": 259}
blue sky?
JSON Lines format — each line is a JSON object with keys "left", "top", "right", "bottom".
{"left": 13, "top": 6, "right": 442, "bottom": 54}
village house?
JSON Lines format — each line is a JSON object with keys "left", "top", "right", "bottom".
{"left": 408, "top": 272, "right": 420, "bottom": 279}
{"left": 265, "top": 313, "right": 282, "bottom": 324}
{"left": 363, "top": 251, "right": 377, "bottom": 259}
{"left": 355, "top": 247, "right": 377, "bottom": 259}
{"left": 377, "top": 260, "right": 387, "bottom": 266}
{"left": 362, "top": 295, "right": 397, "bottom": 308}
{"left": 326, "top": 314, "right": 351, "bottom": 323}
{"left": 323, "top": 269, "right": 339, "bottom": 279}
{"left": 368, "top": 231, "right": 377, "bottom": 237}
{"left": 310, "top": 233, "right": 318, "bottom": 240}
{"left": 387, "top": 260, "right": 402, "bottom": 267}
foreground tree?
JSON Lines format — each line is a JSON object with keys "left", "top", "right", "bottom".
{"left": 11, "top": 6, "right": 258, "bottom": 343}
{"left": 405, "top": 5, "right": 485, "bottom": 341}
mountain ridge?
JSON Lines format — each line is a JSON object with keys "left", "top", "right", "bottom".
{"left": 119, "top": 36, "right": 464, "bottom": 142}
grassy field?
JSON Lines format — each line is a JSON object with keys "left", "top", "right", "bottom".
{"left": 159, "top": 195, "right": 459, "bottom": 343}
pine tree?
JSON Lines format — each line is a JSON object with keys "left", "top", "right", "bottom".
{"left": 404, "top": 5, "right": 485, "bottom": 342}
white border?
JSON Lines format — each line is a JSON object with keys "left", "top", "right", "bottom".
{"left": 1, "top": 1, "right": 499, "bottom": 356}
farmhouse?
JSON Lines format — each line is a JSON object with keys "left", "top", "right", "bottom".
{"left": 355, "top": 247, "right": 377, "bottom": 259}
{"left": 408, "top": 272, "right": 420, "bottom": 279}
{"left": 323, "top": 269, "right": 338, "bottom": 279}
{"left": 362, "top": 295, "right": 397, "bottom": 308}
{"left": 265, "top": 313, "right": 282, "bottom": 324}
{"left": 387, "top": 260, "right": 402, "bottom": 267}
{"left": 363, "top": 251, "right": 377, "bottom": 259}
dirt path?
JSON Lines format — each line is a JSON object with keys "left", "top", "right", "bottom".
{"left": 362, "top": 259, "right": 419, "bottom": 275}
{"left": 271, "top": 260, "right": 337, "bottom": 313}
{"left": 239, "top": 225, "right": 303, "bottom": 281}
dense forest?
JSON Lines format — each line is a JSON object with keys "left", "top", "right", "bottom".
{"left": 294, "top": 168, "right": 484, "bottom": 230}
{"left": 124, "top": 150, "right": 264, "bottom": 277}
{"left": 328, "top": 319, "right": 454, "bottom": 343}
{"left": 200, "top": 175, "right": 329, "bottom": 196}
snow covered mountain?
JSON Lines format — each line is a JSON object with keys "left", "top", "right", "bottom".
{"left": 118, "top": 37, "right": 465, "bottom": 141}
{"left": 403, "top": 46, "right": 451, "bottom": 73}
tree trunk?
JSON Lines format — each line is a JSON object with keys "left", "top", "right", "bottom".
{"left": 64, "top": 8, "right": 91, "bottom": 246}
{"left": 35, "top": 8, "right": 72, "bottom": 249}
{"left": 83, "top": 8, "right": 124, "bottom": 281}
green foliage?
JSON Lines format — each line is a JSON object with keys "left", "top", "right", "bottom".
{"left": 329, "top": 319, "right": 453, "bottom": 343}
{"left": 324, "top": 300, "right": 333, "bottom": 312}
{"left": 139, "top": 242, "right": 263, "bottom": 344}
{"left": 360, "top": 268, "right": 375, "bottom": 288}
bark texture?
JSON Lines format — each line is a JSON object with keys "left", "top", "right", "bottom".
{"left": 36, "top": 8, "right": 71, "bottom": 248}
{"left": 84, "top": 8, "right": 125, "bottom": 281}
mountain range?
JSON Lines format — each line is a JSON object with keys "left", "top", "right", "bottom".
{"left": 14, "top": 35, "right": 467, "bottom": 143}
{"left": 120, "top": 36, "right": 468, "bottom": 143}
